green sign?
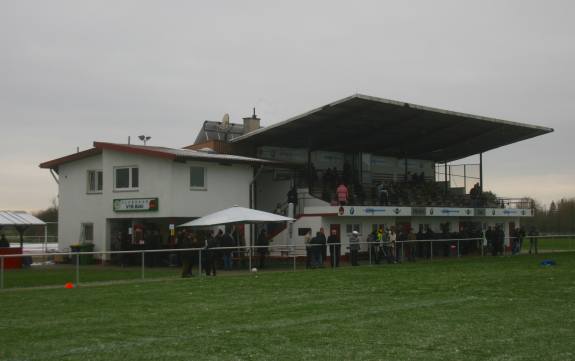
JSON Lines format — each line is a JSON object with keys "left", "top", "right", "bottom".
{"left": 113, "top": 198, "right": 159, "bottom": 212}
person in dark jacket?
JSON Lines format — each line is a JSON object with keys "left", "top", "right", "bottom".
{"left": 221, "top": 228, "right": 235, "bottom": 270}
{"left": 204, "top": 230, "right": 219, "bottom": 276}
{"left": 0, "top": 234, "right": 10, "bottom": 248}
{"left": 256, "top": 229, "right": 269, "bottom": 269}
{"left": 367, "top": 230, "right": 378, "bottom": 264}
{"left": 317, "top": 227, "right": 327, "bottom": 266}
{"left": 327, "top": 229, "right": 340, "bottom": 267}
{"left": 494, "top": 225, "right": 505, "bottom": 256}
{"left": 486, "top": 226, "right": 496, "bottom": 256}
{"left": 310, "top": 232, "right": 323, "bottom": 268}
{"left": 181, "top": 232, "right": 195, "bottom": 278}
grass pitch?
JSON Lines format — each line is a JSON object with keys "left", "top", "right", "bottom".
{"left": 1, "top": 254, "right": 574, "bottom": 361}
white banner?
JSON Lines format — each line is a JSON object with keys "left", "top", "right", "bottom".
{"left": 338, "top": 206, "right": 412, "bottom": 217}
{"left": 485, "top": 208, "right": 533, "bottom": 217}
{"left": 426, "top": 207, "right": 474, "bottom": 217}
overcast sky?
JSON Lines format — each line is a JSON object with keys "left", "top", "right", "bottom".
{"left": 1, "top": 0, "right": 574, "bottom": 211}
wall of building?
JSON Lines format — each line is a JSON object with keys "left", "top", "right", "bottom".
{"left": 255, "top": 170, "right": 291, "bottom": 213}
{"left": 58, "top": 155, "right": 105, "bottom": 251}
{"left": 57, "top": 149, "right": 254, "bottom": 252}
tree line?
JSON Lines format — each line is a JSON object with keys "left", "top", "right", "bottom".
{"left": 528, "top": 198, "right": 575, "bottom": 234}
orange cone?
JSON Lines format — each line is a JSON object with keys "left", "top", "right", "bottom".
{"left": 65, "top": 282, "right": 74, "bottom": 289}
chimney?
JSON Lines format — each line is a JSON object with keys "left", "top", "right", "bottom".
{"left": 243, "top": 108, "right": 260, "bottom": 134}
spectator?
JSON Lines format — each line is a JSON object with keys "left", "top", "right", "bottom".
{"left": 494, "top": 225, "right": 505, "bottom": 256}
{"left": 0, "top": 234, "right": 9, "bottom": 248}
{"left": 387, "top": 228, "right": 397, "bottom": 263}
{"left": 377, "top": 182, "right": 389, "bottom": 206}
{"left": 221, "top": 228, "right": 235, "bottom": 270}
{"left": 180, "top": 232, "right": 195, "bottom": 278}
{"left": 327, "top": 229, "right": 340, "bottom": 267}
{"left": 367, "top": 230, "right": 378, "bottom": 264}
{"left": 304, "top": 230, "right": 312, "bottom": 269}
{"left": 311, "top": 231, "right": 323, "bottom": 268}
{"left": 256, "top": 229, "right": 269, "bottom": 269}
{"left": 318, "top": 227, "right": 327, "bottom": 266}
{"left": 336, "top": 183, "right": 349, "bottom": 206}
{"left": 349, "top": 230, "right": 360, "bottom": 266}
{"left": 205, "top": 230, "right": 218, "bottom": 276}
{"left": 407, "top": 228, "right": 417, "bottom": 262}
{"left": 287, "top": 186, "right": 298, "bottom": 205}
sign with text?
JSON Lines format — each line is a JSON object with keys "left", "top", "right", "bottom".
{"left": 337, "top": 206, "right": 412, "bottom": 217}
{"left": 113, "top": 198, "right": 159, "bottom": 212}
{"left": 426, "top": 207, "right": 474, "bottom": 217}
{"left": 485, "top": 208, "right": 533, "bottom": 217}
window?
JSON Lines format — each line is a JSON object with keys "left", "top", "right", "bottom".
{"left": 346, "top": 224, "right": 361, "bottom": 234}
{"left": 87, "top": 170, "right": 103, "bottom": 193}
{"left": 114, "top": 166, "right": 139, "bottom": 191}
{"left": 190, "top": 166, "right": 206, "bottom": 190}
{"left": 81, "top": 223, "right": 94, "bottom": 242}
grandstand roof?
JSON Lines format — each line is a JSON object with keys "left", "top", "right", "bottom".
{"left": 231, "top": 94, "right": 553, "bottom": 162}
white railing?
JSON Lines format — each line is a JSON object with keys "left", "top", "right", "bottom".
{"left": 1, "top": 234, "right": 573, "bottom": 290}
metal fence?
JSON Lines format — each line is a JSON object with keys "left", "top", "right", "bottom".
{"left": 1, "top": 234, "right": 573, "bottom": 290}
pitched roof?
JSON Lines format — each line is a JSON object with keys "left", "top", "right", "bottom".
{"left": 39, "top": 142, "right": 282, "bottom": 170}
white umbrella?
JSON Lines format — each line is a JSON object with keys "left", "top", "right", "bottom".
{"left": 177, "top": 205, "right": 294, "bottom": 228}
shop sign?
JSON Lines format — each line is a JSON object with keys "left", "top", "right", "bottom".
{"left": 113, "top": 198, "right": 159, "bottom": 212}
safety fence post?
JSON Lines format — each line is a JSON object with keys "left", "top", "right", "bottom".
{"left": 430, "top": 241, "right": 433, "bottom": 261}
{"left": 368, "top": 243, "right": 372, "bottom": 265}
{"left": 457, "top": 240, "right": 460, "bottom": 258}
{"left": 248, "top": 246, "right": 252, "bottom": 271}
{"left": 141, "top": 251, "right": 145, "bottom": 280}
{"left": 75, "top": 253, "right": 80, "bottom": 287}
{"left": 198, "top": 249, "right": 202, "bottom": 276}
{"left": 292, "top": 248, "right": 296, "bottom": 272}
{"left": 1, "top": 257, "right": 4, "bottom": 289}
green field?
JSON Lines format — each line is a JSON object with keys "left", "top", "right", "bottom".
{"left": 1, "top": 254, "right": 574, "bottom": 361}
{"left": 521, "top": 237, "right": 575, "bottom": 251}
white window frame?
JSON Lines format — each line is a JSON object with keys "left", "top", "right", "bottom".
{"left": 189, "top": 166, "right": 207, "bottom": 191}
{"left": 114, "top": 166, "right": 139, "bottom": 192}
{"left": 87, "top": 170, "right": 103, "bottom": 194}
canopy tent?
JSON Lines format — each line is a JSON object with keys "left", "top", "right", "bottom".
{"left": 0, "top": 211, "right": 47, "bottom": 249}
{"left": 178, "top": 206, "right": 294, "bottom": 228}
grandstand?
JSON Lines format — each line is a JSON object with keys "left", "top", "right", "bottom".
{"left": 190, "top": 93, "right": 553, "bottom": 254}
